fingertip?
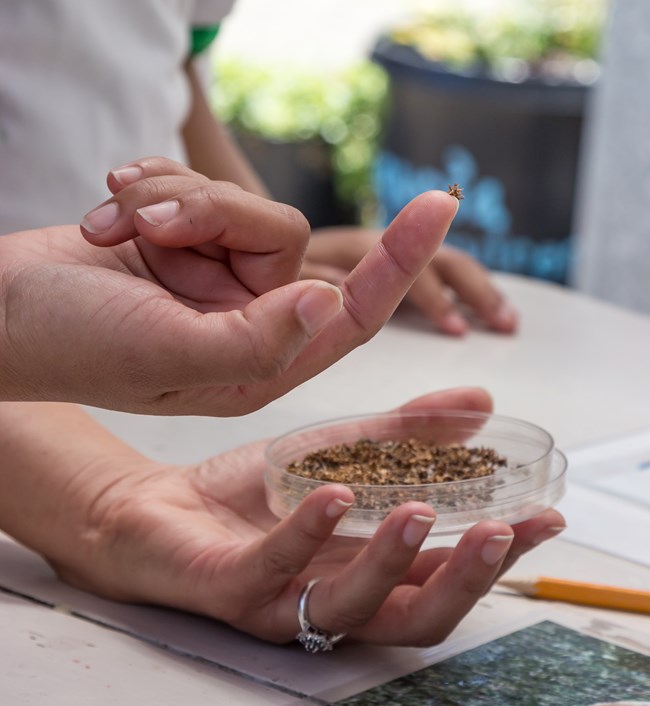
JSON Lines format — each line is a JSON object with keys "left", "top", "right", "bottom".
{"left": 437, "top": 310, "right": 469, "bottom": 336}
{"left": 438, "top": 189, "right": 463, "bottom": 219}
{"left": 108, "top": 164, "right": 144, "bottom": 193}
{"left": 448, "top": 191, "right": 462, "bottom": 217}
{"left": 449, "top": 386, "right": 494, "bottom": 413}
{"left": 80, "top": 203, "right": 125, "bottom": 246}
{"left": 481, "top": 533, "right": 514, "bottom": 565}
{"left": 293, "top": 484, "right": 355, "bottom": 532}
{"left": 402, "top": 511, "right": 437, "bottom": 548}
{"left": 473, "top": 520, "right": 515, "bottom": 566}
{"left": 395, "top": 190, "right": 459, "bottom": 230}
{"left": 531, "top": 524, "right": 566, "bottom": 546}
{"left": 470, "top": 387, "right": 494, "bottom": 413}
{"left": 295, "top": 282, "right": 343, "bottom": 337}
{"left": 420, "top": 190, "right": 461, "bottom": 220}
{"left": 304, "top": 484, "right": 355, "bottom": 515}
{"left": 136, "top": 200, "right": 180, "bottom": 228}
{"left": 433, "top": 386, "right": 494, "bottom": 414}
{"left": 489, "top": 302, "right": 519, "bottom": 333}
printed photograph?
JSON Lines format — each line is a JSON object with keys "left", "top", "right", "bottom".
{"left": 333, "top": 621, "right": 650, "bottom": 706}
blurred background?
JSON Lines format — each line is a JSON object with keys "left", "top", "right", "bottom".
{"left": 210, "top": 0, "right": 650, "bottom": 314}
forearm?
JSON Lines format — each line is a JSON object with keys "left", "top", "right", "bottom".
{"left": 182, "top": 60, "right": 270, "bottom": 197}
{"left": 0, "top": 402, "right": 147, "bottom": 565}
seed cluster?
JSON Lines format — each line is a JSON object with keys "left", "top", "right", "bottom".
{"left": 286, "top": 438, "right": 506, "bottom": 486}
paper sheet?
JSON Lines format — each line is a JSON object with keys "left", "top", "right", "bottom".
{"left": 558, "top": 429, "right": 650, "bottom": 567}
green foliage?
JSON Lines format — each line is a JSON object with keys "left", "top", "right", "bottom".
{"left": 389, "top": 0, "right": 606, "bottom": 81}
{"left": 211, "top": 58, "right": 389, "bottom": 207}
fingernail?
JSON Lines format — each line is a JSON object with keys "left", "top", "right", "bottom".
{"left": 295, "top": 284, "right": 343, "bottom": 337}
{"left": 137, "top": 200, "right": 179, "bottom": 226}
{"left": 81, "top": 201, "right": 119, "bottom": 234}
{"left": 531, "top": 525, "right": 566, "bottom": 545}
{"left": 493, "top": 302, "right": 518, "bottom": 328}
{"left": 440, "top": 311, "right": 468, "bottom": 336}
{"left": 325, "top": 498, "right": 353, "bottom": 519}
{"left": 402, "top": 514, "right": 436, "bottom": 547}
{"left": 111, "top": 165, "right": 143, "bottom": 186}
{"left": 481, "top": 534, "right": 514, "bottom": 565}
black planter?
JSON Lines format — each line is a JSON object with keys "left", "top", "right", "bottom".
{"left": 371, "top": 37, "right": 593, "bottom": 283}
{"left": 234, "top": 131, "right": 355, "bottom": 229}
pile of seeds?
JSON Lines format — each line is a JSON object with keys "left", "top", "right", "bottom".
{"left": 286, "top": 438, "right": 507, "bottom": 486}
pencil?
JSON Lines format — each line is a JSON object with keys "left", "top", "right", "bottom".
{"left": 498, "top": 576, "right": 650, "bottom": 615}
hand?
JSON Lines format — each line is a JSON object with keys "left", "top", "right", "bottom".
{"left": 48, "top": 388, "right": 565, "bottom": 647}
{"left": 0, "top": 157, "right": 458, "bottom": 414}
{"left": 303, "top": 227, "right": 518, "bottom": 336}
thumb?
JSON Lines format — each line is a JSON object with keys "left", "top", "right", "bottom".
{"left": 152, "top": 280, "right": 343, "bottom": 392}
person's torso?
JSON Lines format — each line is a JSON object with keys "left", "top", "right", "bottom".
{"left": 0, "top": 0, "right": 232, "bottom": 233}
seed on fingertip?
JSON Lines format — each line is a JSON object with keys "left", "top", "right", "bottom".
{"left": 447, "top": 183, "right": 464, "bottom": 200}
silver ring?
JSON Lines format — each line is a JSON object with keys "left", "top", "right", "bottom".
{"left": 296, "top": 577, "right": 346, "bottom": 653}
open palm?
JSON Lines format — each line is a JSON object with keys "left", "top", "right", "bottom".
{"left": 54, "top": 388, "right": 565, "bottom": 647}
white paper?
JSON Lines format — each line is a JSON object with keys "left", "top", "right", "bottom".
{"left": 559, "top": 429, "right": 650, "bottom": 567}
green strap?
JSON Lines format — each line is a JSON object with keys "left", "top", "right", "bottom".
{"left": 191, "top": 24, "right": 221, "bottom": 55}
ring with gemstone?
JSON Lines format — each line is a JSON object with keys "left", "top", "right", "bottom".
{"left": 296, "top": 577, "right": 346, "bottom": 653}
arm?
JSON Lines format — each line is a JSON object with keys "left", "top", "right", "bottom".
{"left": 182, "top": 59, "right": 270, "bottom": 196}
{"left": 0, "top": 402, "right": 146, "bottom": 593}
{"left": 1, "top": 157, "right": 456, "bottom": 413}
{"left": 0, "top": 392, "right": 565, "bottom": 645}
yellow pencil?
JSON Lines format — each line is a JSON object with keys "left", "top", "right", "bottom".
{"left": 498, "top": 576, "right": 650, "bottom": 615}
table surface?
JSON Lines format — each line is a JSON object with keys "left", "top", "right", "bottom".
{"left": 2, "top": 274, "right": 650, "bottom": 705}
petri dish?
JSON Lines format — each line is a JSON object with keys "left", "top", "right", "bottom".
{"left": 264, "top": 410, "right": 566, "bottom": 537}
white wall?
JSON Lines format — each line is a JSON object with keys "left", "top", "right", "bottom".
{"left": 572, "top": 0, "right": 650, "bottom": 315}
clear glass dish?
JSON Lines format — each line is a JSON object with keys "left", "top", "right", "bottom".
{"left": 264, "top": 410, "right": 566, "bottom": 537}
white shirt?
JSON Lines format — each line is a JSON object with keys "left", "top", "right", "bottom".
{"left": 0, "top": 0, "right": 234, "bottom": 234}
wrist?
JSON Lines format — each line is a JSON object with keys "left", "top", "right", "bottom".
{"left": 0, "top": 403, "right": 152, "bottom": 592}
{"left": 0, "top": 240, "right": 25, "bottom": 400}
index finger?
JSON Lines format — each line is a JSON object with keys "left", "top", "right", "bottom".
{"left": 82, "top": 176, "right": 311, "bottom": 294}
{"left": 259, "top": 191, "right": 460, "bottom": 400}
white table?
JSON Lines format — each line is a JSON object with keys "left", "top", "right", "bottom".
{"left": 2, "top": 274, "right": 650, "bottom": 704}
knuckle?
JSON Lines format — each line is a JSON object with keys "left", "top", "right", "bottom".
{"left": 135, "top": 155, "right": 177, "bottom": 173}
{"left": 121, "top": 175, "right": 181, "bottom": 205}
{"left": 339, "top": 290, "right": 375, "bottom": 344}
{"left": 428, "top": 297, "right": 456, "bottom": 319}
{"left": 246, "top": 343, "right": 291, "bottom": 383}
{"left": 205, "top": 180, "right": 242, "bottom": 199}
{"left": 225, "top": 313, "right": 291, "bottom": 383}
{"left": 247, "top": 326, "right": 298, "bottom": 383}
{"left": 324, "top": 605, "right": 370, "bottom": 634}
{"left": 460, "top": 574, "right": 491, "bottom": 599}
{"left": 272, "top": 201, "right": 311, "bottom": 238}
{"left": 410, "top": 626, "right": 450, "bottom": 647}
{"left": 364, "top": 548, "right": 408, "bottom": 582}
{"left": 261, "top": 547, "right": 304, "bottom": 579}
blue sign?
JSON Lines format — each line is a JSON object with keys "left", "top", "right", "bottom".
{"left": 373, "top": 145, "right": 572, "bottom": 283}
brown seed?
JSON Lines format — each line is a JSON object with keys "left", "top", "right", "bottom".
{"left": 286, "top": 438, "right": 505, "bottom": 486}
{"left": 284, "top": 439, "right": 508, "bottom": 512}
{"left": 448, "top": 183, "right": 464, "bottom": 200}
